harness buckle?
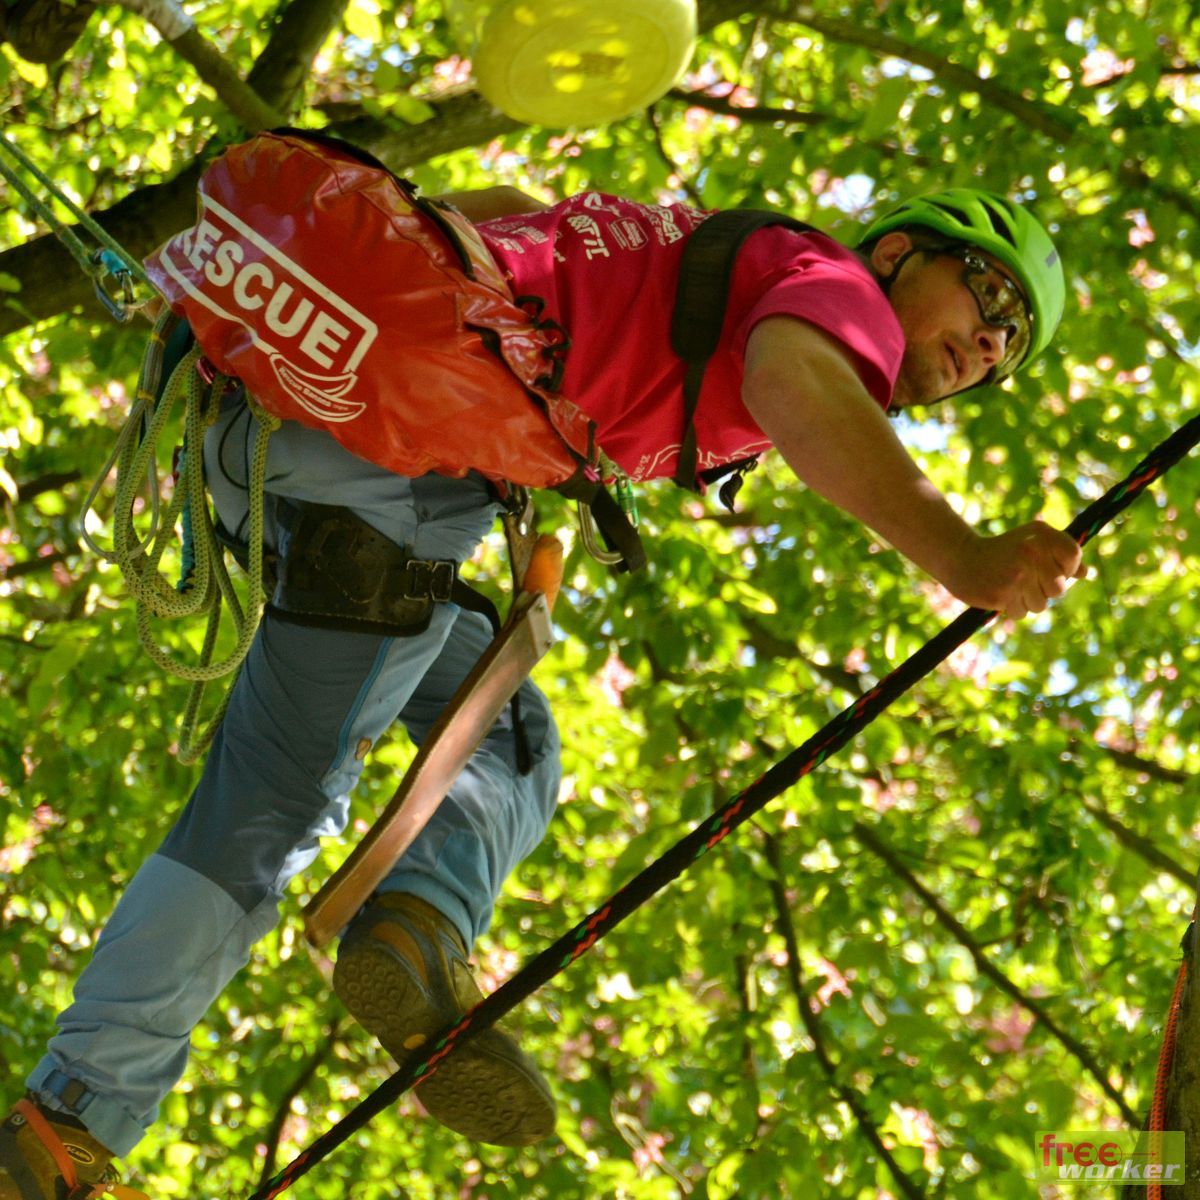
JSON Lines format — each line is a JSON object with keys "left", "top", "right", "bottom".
{"left": 404, "top": 559, "right": 456, "bottom": 603}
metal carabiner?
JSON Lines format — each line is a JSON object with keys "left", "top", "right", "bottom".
{"left": 90, "top": 247, "right": 137, "bottom": 322}
{"left": 575, "top": 501, "right": 626, "bottom": 566}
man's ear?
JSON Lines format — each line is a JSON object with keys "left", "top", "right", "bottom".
{"left": 869, "top": 231, "right": 915, "bottom": 281}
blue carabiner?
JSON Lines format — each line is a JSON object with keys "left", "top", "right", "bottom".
{"left": 90, "top": 247, "right": 137, "bottom": 322}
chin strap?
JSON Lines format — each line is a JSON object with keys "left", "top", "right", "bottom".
{"left": 872, "top": 243, "right": 924, "bottom": 298}
{"left": 12, "top": 1100, "right": 149, "bottom": 1200}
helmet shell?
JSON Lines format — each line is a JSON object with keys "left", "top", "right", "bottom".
{"left": 860, "top": 189, "right": 1065, "bottom": 372}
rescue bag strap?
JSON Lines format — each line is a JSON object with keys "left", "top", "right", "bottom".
{"left": 554, "top": 469, "right": 648, "bottom": 574}
{"left": 513, "top": 294, "right": 573, "bottom": 393}
{"left": 268, "top": 126, "right": 479, "bottom": 279}
{"left": 669, "top": 210, "right": 818, "bottom": 493}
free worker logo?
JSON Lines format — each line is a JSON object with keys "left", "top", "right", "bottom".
{"left": 159, "top": 195, "right": 378, "bottom": 424}
{"left": 1035, "top": 1130, "right": 1185, "bottom": 1186}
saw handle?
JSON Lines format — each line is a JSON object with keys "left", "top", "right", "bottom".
{"left": 521, "top": 533, "right": 563, "bottom": 612}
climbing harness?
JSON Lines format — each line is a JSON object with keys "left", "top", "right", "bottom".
{"left": 0, "top": 130, "right": 149, "bottom": 322}
{"left": 81, "top": 311, "right": 279, "bottom": 762}
{"left": 248, "top": 413, "right": 1200, "bottom": 1199}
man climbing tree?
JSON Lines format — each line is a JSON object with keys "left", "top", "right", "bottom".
{"left": 0, "top": 131, "right": 1085, "bottom": 1195}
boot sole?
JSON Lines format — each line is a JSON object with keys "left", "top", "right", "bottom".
{"left": 333, "top": 943, "right": 555, "bottom": 1147}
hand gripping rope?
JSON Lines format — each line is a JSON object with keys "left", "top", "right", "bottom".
{"left": 251, "top": 413, "right": 1200, "bottom": 1200}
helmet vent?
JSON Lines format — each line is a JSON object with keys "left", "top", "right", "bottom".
{"left": 982, "top": 201, "right": 1018, "bottom": 246}
{"left": 934, "top": 201, "right": 972, "bottom": 227}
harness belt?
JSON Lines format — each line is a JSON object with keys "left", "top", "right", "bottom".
{"left": 271, "top": 500, "right": 467, "bottom": 637}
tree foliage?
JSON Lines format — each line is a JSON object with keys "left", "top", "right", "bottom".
{"left": 1, "top": 2, "right": 1198, "bottom": 1198}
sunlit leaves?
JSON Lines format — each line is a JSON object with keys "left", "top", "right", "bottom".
{"left": 1, "top": 0, "right": 1198, "bottom": 1196}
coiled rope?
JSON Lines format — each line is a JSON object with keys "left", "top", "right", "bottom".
{"left": 81, "top": 312, "right": 279, "bottom": 762}
{"left": 250, "top": 413, "right": 1200, "bottom": 1199}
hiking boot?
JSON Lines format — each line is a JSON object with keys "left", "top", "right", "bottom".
{"left": 333, "top": 893, "right": 556, "bottom": 1147}
{"left": 0, "top": 1096, "right": 145, "bottom": 1199}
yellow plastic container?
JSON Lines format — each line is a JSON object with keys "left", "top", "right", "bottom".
{"left": 446, "top": 0, "right": 698, "bottom": 128}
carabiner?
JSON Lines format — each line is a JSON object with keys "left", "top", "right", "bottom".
{"left": 90, "top": 247, "right": 137, "bottom": 322}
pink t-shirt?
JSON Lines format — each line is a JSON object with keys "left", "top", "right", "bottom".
{"left": 479, "top": 194, "right": 904, "bottom": 482}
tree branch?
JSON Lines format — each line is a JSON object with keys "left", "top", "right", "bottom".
{"left": 761, "top": 830, "right": 928, "bottom": 1200}
{"left": 851, "top": 819, "right": 1138, "bottom": 1124}
{"left": 114, "top": 0, "right": 286, "bottom": 130}
{"left": 1095, "top": 744, "right": 1190, "bottom": 786}
{"left": 785, "top": 4, "right": 1076, "bottom": 142}
{"left": 647, "top": 103, "right": 704, "bottom": 206}
{"left": 740, "top": 614, "right": 869, "bottom": 694}
{"left": 245, "top": 0, "right": 352, "bottom": 115}
{"left": 733, "top": 941, "right": 759, "bottom": 1084}
{"left": 664, "top": 85, "right": 936, "bottom": 168}
{"left": 1081, "top": 799, "right": 1195, "bottom": 888}
{"left": 0, "top": 632, "right": 48, "bottom": 648}
{"left": 13, "top": 470, "right": 83, "bottom": 503}
{"left": 0, "top": 548, "right": 75, "bottom": 580}
{"left": 667, "top": 87, "right": 826, "bottom": 127}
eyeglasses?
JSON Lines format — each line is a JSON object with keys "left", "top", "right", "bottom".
{"left": 934, "top": 244, "right": 1032, "bottom": 381}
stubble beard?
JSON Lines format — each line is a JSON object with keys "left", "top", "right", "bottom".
{"left": 892, "top": 345, "right": 945, "bottom": 410}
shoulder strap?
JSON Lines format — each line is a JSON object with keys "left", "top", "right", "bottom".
{"left": 268, "top": 126, "right": 479, "bottom": 277}
{"left": 670, "top": 210, "right": 817, "bottom": 492}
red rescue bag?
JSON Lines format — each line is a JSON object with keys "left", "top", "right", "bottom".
{"left": 143, "top": 130, "right": 594, "bottom": 489}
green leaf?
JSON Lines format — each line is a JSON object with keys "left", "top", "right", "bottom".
{"left": 860, "top": 77, "right": 912, "bottom": 141}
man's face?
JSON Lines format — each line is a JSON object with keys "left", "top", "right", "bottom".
{"left": 871, "top": 232, "right": 1027, "bottom": 409}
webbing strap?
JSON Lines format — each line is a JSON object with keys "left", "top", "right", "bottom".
{"left": 14, "top": 1100, "right": 82, "bottom": 1193}
{"left": 250, "top": 412, "right": 1200, "bottom": 1200}
{"left": 670, "top": 210, "right": 817, "bottom": 491}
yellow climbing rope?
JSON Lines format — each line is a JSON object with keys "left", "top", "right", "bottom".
{"left": 82, "top": 311, "right": 279, "bottom": 762}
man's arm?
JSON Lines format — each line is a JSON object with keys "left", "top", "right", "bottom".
{"left": 429, "top": 185, "right": 552, "bottom": 223}
{"left": 742, "top": 316, "right": 1085, "bottom": 618}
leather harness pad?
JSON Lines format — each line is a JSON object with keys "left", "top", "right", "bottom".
{"left": 270, "top": 500, "right": 456, "bottom": 637}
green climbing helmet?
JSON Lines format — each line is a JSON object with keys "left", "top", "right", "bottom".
{"left": 860, "top": 188, "right": 1066, "bottom": 373}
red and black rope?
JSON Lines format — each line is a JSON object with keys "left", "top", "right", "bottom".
{"left": 250, "top": 412, "right": 1200, "bottom": 1200}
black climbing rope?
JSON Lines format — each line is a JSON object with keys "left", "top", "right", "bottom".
{"left": 252, "top": 412, "right": 1200, "bottom": 1200}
